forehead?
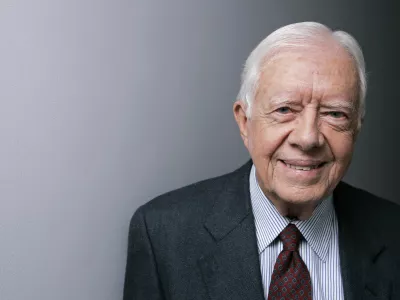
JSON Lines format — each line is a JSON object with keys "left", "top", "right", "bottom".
{"left": 256, "top": 47, "right": 359, "bottom": 102}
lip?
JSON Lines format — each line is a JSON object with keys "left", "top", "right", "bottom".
{"left": 280, "top": 159, "right": 326, "bottom": 167}
{"left": 278, "top": 159, "right": 327, "bottom": 181}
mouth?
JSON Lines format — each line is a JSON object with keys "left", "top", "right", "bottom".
{"left": 279, "top": 160, "right": 327, "bottom": 171}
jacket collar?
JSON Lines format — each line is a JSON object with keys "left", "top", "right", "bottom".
{"left": 201, "top": 160, "right": 265, "bottom": 300}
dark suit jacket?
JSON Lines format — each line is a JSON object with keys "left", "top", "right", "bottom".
{"left": 123, "top": 160, "right": 400, "bottom": 300}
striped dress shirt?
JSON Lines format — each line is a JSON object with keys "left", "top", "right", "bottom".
{"left": 249, "top": 165, "right": 344, "bottom": 300}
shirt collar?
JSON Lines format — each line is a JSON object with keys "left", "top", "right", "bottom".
{"left": 249, "top": 164, "right": 335, "bottom": 262}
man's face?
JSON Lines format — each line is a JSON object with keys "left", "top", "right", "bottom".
{"left": 234, "top": 46, "right": 360, "bottom": 206}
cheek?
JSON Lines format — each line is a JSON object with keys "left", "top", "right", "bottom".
{"left": 248, "top": 122, "right": 291, "bottom": 158}
{"left": 325, "top": 130, "right": 355, "bottom": 163}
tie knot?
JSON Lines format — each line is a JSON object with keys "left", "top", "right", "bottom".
{"left": 279, "top": 224, "right": 302, "bottom": 251}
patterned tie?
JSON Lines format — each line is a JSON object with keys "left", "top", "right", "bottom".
{"left": 267, "top": 224, "right": 312, "bottom": 300}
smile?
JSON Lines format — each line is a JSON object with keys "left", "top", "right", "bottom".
{"left": 280, "top": 160, "right": 326, "bottom": 171}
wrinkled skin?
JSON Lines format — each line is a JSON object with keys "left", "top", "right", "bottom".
{"left": 234, "top": 43, "right": 361, "bottom": 220}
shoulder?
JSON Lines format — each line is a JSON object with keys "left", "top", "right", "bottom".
{"left": 336, "top": 181, "right": 400, "bottom": 215}
{"left": 131, "top": 161, "right": 251, "bottom": 232}
{"left": 334, "top": 181, "right": 400, "bottom": 233}
{"left": 138, "top": 172, "right": 227, "bottom": 220}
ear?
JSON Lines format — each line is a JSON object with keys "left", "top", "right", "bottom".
{"left": 233, "top": 100, "right": 250, "bottom": 148}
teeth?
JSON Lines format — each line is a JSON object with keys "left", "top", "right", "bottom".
{"left": 285, "top": 163, "right": 318, "bottom": 171}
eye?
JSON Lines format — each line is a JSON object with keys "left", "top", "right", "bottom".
{"left": 328, "top": 111, "right": 347, "bottom": 119}
{"left": 276, "top": 106, "right": 292, "bottom": 114}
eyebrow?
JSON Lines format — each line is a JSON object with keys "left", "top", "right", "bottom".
{"left": 269, "top": 96, "right": 301, "bottom": 107}
{"left": 269, "top": 95, "right": 356, "bottom": 110}
{"left": 320, "top": 100, "right": 356, "bottom": 111}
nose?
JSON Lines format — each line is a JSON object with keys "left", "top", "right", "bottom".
{"left": 288, "top": 107, "right": 324, "bottom": 151}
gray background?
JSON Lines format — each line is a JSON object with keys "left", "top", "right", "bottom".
{"left": 0, "top": 0, "right": 397, "bottom": 299}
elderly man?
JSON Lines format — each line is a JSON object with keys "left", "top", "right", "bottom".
{"left": 123, "top": 22, "right": 400, "bottom": 300}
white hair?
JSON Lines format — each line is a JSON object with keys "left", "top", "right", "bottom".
{"left": 237, "top": 22, "right": 367, "bottom": 121}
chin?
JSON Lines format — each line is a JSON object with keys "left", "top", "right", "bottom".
{"left": 271, "top": 184, "right": 328, "bottom": 205}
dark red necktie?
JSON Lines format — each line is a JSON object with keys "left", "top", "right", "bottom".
{"left": 267, "top": 224, "right": 312, "bottom": 300}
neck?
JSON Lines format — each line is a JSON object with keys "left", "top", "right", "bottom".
{"left": 272, "top": 200, "right": 318, "bottom": 220}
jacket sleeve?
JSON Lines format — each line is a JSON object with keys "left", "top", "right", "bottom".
{"left": 123, "top": 206, "right": 165, "bottom": 300}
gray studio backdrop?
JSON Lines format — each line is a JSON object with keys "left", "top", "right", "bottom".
{"left": 0, "top": 0, "right": 398, "bottom": 299}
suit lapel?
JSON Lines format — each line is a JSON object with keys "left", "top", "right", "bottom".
{"left": 199, "top": 161, "right": 265, "bottom": 300}
{"left": 334, "top": 182, "right": 391, "bottom": 300}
